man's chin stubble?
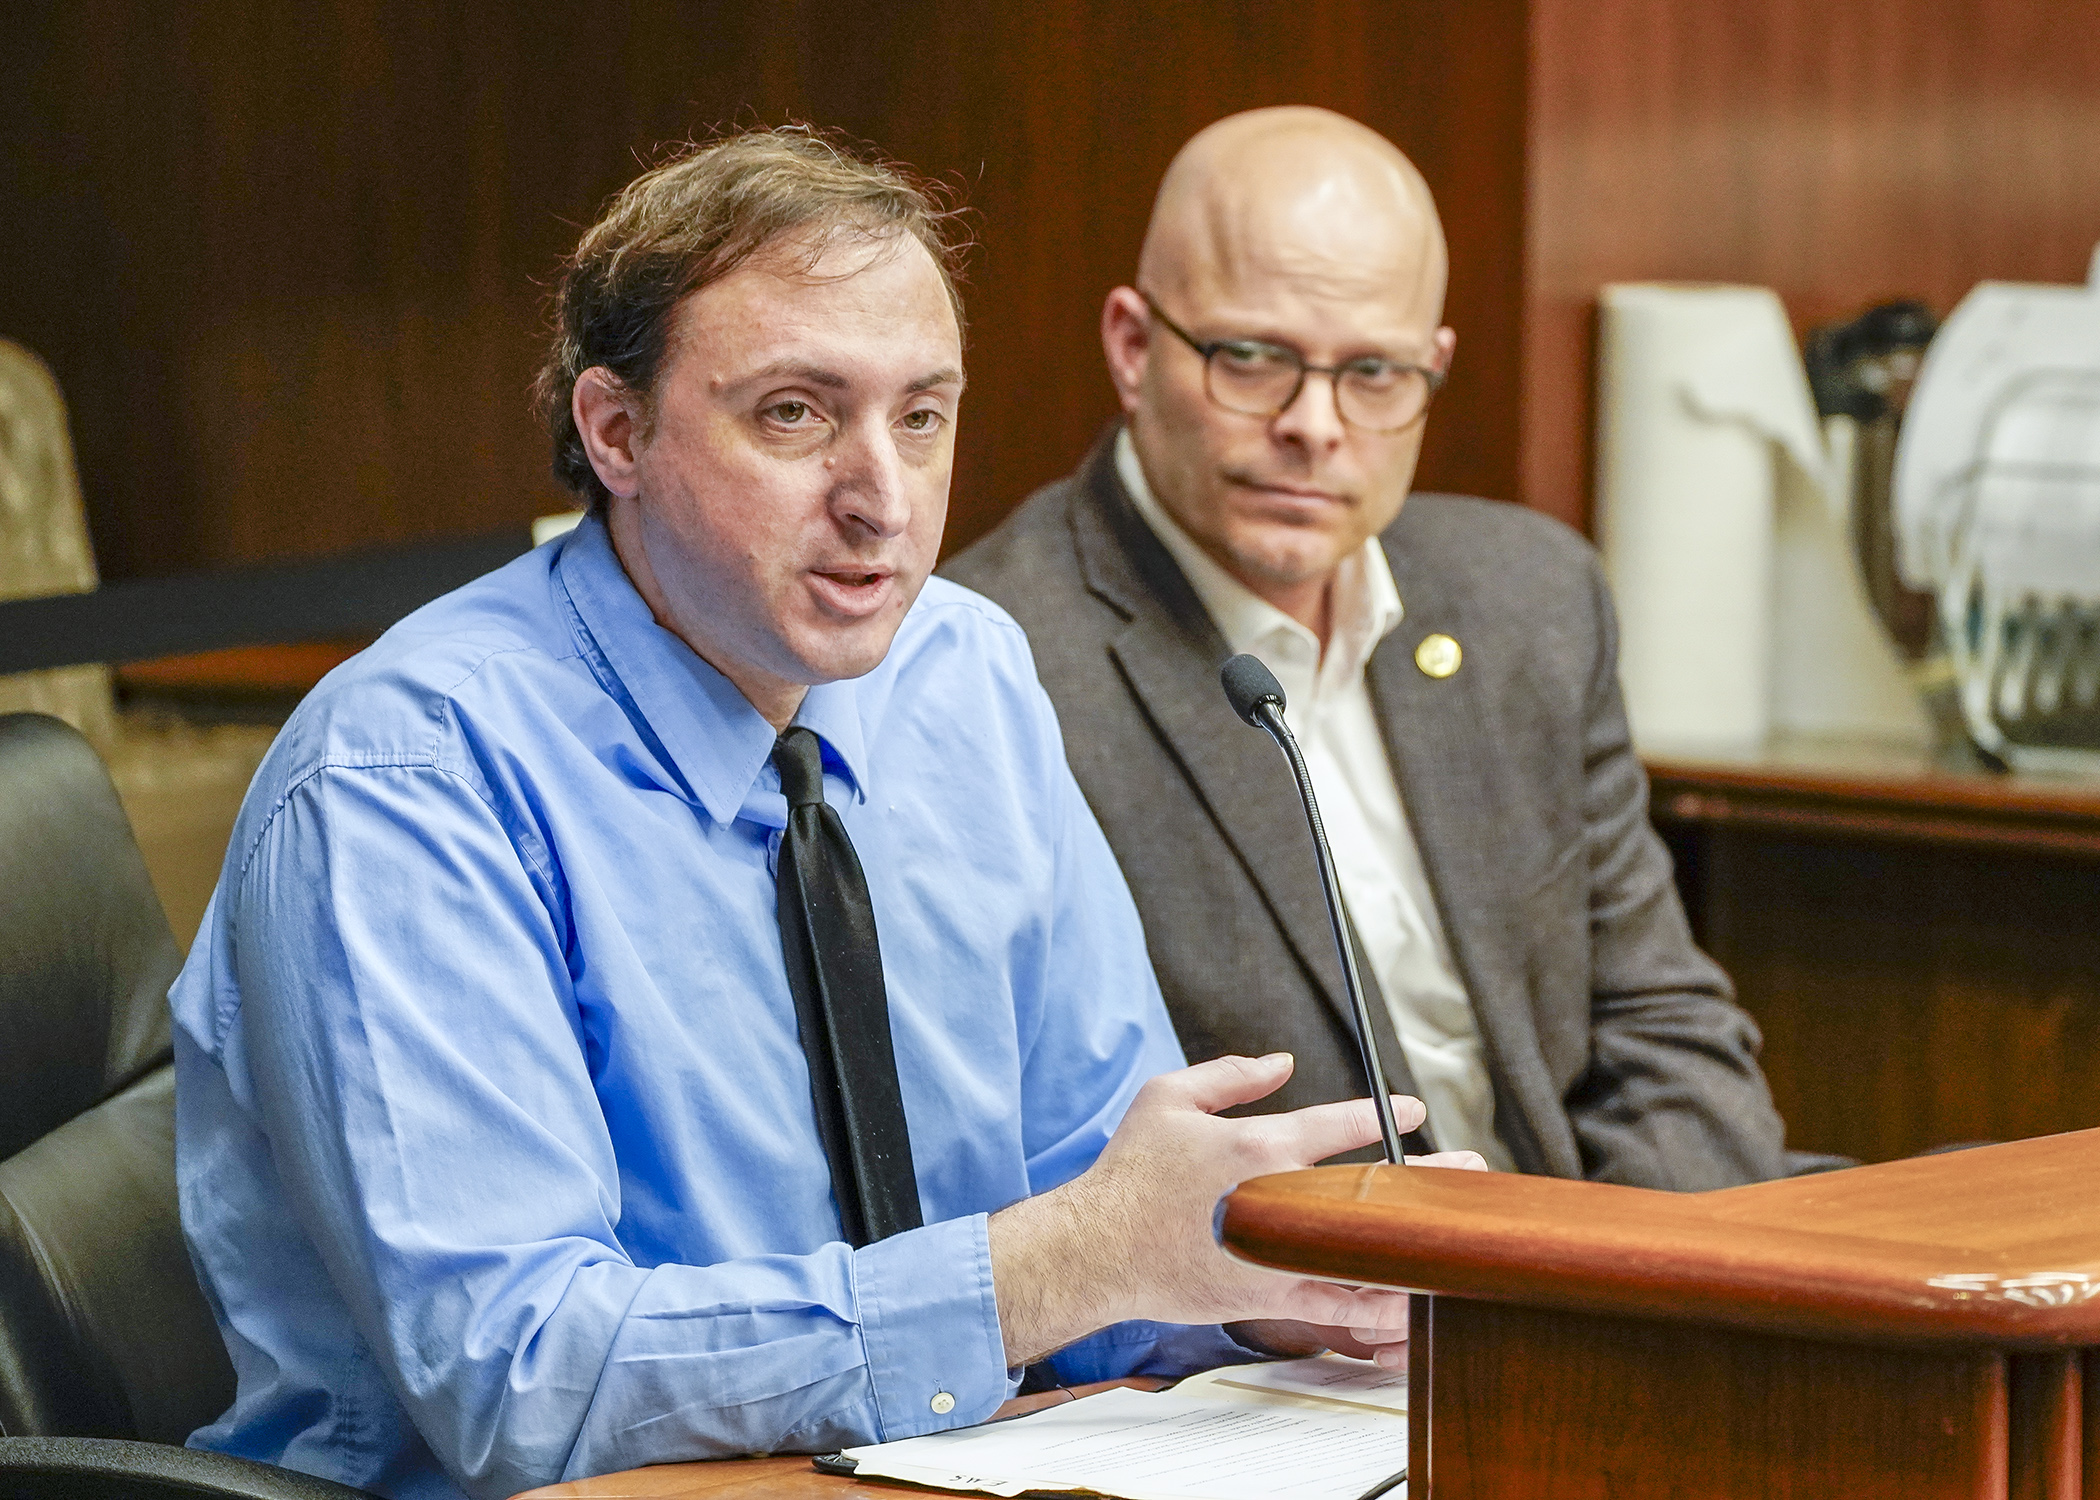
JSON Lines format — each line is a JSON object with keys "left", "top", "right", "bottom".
{"left": 1223, "top": 538, "right": 1348, "bottom": 591}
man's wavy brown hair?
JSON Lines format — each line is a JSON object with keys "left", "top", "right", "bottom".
{"left": 535, "top": 126, "right": 969, "bottom": 511}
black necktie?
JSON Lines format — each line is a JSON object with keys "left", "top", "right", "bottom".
{"left": 772, "top": 727, "right": 923, "bottom": 1247}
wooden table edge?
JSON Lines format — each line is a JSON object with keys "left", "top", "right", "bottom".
{"left": 1221, "top": 1152, "right": 2100, "bottom": 1348}
{"left": 1643, "top": 750, "right": 2100, "bottom": 858}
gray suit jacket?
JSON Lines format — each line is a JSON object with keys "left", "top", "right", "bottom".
{"left": 945, "top": 431, "right": 1788, "bottom": 1190}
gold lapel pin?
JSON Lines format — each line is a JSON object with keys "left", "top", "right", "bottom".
{"left": 1415, "top": 632, "right": 1462, "bottom": 679}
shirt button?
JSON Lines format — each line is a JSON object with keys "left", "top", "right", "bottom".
{"left": 930, "top": 1391, "right": 956, "bottom": 1415}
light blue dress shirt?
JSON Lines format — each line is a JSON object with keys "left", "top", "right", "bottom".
{"left": 171, "top": 514, "right": 1245, "bottom": 1500}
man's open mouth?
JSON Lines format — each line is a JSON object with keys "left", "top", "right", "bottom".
{"left": 809, "top": 569, "right": 895, "bottom": 613}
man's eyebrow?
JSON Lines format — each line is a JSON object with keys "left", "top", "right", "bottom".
{"left": 741, "top": 361, "right": 851, "bottom": 390}
{"left": 731, "top": 362, "right": 966, "bottom": 395}
{"left": 1232, "top": 329, "right": 1431, "bottom": 364}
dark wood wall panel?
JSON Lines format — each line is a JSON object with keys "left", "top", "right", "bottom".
{"left": 0, "top": 0, "right": 1526, "bottom": 582}
{"left": 1685, "top": 831, "right": 2100, "bottom": 1163}
{"left": 1521, "top": 0, "right": 2100, "bottom": 530}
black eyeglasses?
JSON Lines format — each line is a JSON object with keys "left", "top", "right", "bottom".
{"left": 1140, "top": 291, "right": 1445, "bottom": 434}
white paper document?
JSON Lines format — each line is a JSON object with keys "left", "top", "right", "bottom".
{"left": 837, "top": 1359, "right": 1407, "bottom": 1500}
{"left": 1179, "top": 1354, "right": 1406, "bottom": 1414}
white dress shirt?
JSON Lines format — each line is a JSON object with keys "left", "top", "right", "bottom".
{"left": 1116, "top": 430, "right": 1515, "bottom": 1169}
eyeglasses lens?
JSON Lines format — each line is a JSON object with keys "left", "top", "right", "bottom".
{"left": 1203, "top": 348, "right": 1431, "bottom": 433}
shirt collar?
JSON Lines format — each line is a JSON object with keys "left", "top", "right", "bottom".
{"left": 552, "top": 511, "right": 870, "bottom": 826}
{"left": 1114, "top": 426, "right": 1403, "bottom": 687}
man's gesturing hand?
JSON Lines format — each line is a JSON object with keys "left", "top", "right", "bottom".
{"left": 988, "top": 1053, "right": 1474, "bottom": 1369}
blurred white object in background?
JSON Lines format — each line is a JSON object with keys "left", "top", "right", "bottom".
{"left": 1895, "top": 247, "right": 2100, "bottom": 770}
{"left": 533, "top": 509, "right": 584, "bottom": 546}
{"left": 1596, "top": 284, "right": 1928, "bottom": 755}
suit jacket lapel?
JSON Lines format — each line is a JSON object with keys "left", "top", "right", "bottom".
{"left": 1067, "top": 436, "right": 1416, "bottom": 1087}
{"left": 1369, "top": 532, "right": 1572, "bottom": 1175}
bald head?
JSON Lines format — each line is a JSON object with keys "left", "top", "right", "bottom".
{"left": 1137, "top": 107, "right": 1446, "bottom": 323}
{"left": 1102, "top": 108, "right": 1456, "bottom": 637}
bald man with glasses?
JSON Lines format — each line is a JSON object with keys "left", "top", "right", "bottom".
{"left": 948, "top": 107, "right": 1795, "bottom": 1190}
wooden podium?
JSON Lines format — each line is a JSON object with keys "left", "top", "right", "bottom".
{"left": 1222, "top": 1129, "right": 2100, "bottom": 1499}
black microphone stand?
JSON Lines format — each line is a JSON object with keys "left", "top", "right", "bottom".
{"left": 1222, "top": 654, "right": 1407, "bottom": 1166}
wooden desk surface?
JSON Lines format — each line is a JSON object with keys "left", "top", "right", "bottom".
{"left": 1224, "top": 1127, "right": 2100, "bottom": 1349}
{"left": 1643, "top": 733, "right": 2100, "bottom": 857}
{"left": 511, "top": 1383, "right": 1164, "bottom": 1500}
{"left": 513, "top": 1456, "right": 860, "bottom": 1498}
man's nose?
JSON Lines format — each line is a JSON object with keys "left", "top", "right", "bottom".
{"left": 1269, "top": 369, "right": 1349, "bottom": 453}
{"left": 829, "top": 421, "right": 912, "bottom": 540}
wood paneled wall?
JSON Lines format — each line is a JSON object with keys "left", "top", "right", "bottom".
{"left": 1676, "top": 830, "right": 2100, "bottom": 1163}
{"left": 0, "top": 1, "right": 1526, "bottom": 582}
{"left": 1522, "top": 0, "right": 2100, "bottom": 530}
{"left": 11, "top": 5, "right": 2096, "bottom": 565}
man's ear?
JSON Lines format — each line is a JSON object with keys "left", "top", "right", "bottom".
{"left": 1100, "top": 287, "right": 1152, "bottom": 416}
{"left": 1432, "top": 325, "right": 1457, "bottom": 374}
{"left": 573, "top": 368, "right": 645, "bottom": 501}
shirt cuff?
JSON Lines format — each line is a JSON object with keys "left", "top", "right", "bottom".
{"left": 855, "top": 1212, "right": 1010, "bottom": 1439}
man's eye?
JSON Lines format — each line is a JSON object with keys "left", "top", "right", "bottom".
{"left": 766, "top": 400, "right": 812, "bottom": 424}
{"left": 1217, "top": 342, "right": 1294, "bottom": 372}
{"left": 901, "top": 409, "right": 943, "bottom": 433}
{"left": 1344, "top": 360, "right": 1406, "bottom": 392}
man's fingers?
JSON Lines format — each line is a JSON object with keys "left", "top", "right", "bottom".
{"left": 1384, "top": 1094, "right": 1430, "bottom": 1134}
{"left": 1323, "top": 1325, "right": 1407, "bottom": 1362}
{"left": 1257, "top": 1094, "right": 1430, "bottom": 1168}
{"left": 1349, "top": 1324, "right": 1408, "bottom": 1345}
{"left": 1265, "top": 1278, "right": 1410, "bottom": 1332}
{"left": 1149, "top": 1053, "right": 1297, "bottom": 1115}
{"left": 1407, "top": 1150, "right": 1489, "bottom": 1172}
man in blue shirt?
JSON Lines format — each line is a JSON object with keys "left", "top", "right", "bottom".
{"left": 171, "top": 129, "right": 1471, "bottom": 1500}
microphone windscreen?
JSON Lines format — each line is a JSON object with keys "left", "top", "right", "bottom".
{"left": 1220, "top": 653, "right": 1287, "bottom": 727}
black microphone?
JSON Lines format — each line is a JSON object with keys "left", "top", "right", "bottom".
{"left": 1220, "top": 652, "right": 1407, "bottom": 1166}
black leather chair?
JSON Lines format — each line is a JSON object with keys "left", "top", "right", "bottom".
{"left": 0, "top": 713, "right": 374, "bottom": 1498}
